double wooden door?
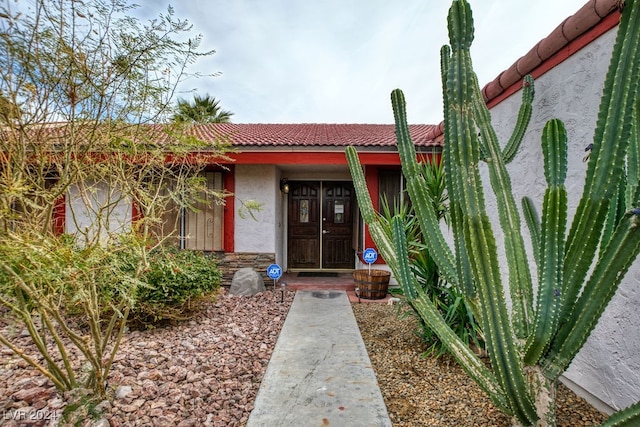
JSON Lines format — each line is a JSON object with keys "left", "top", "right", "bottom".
{"left": 287, "top": 181, "right": 355, "bottom": 270}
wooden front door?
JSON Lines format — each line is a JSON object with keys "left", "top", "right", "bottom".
{"left": 322, "top": 182, "right": 355, "bottom": 269}
{"left": 287, "top": 181, "right": 354, "bottom": 270}
{"left": 288, "top": 182, "right": 320, "bottom": 269}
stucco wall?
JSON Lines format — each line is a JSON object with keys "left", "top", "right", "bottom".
{"left": 66, "top": 180, "right": 131, "bottom": 242}
{"left": 234, "top": 164, "right": 279, "bottom": 253}
{"left": 486, "top": 27, "right": 639, "bottom": 412}
{"left": 275, "top": 171, "right": 285, "bottom": 267}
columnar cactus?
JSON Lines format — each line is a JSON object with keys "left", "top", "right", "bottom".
{"left": 346, "top": 0, "right": 640, "bottom": 425}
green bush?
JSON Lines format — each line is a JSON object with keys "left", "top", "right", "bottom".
{"left": 133, "top": 247, "right": 222, "bottom": 324}
{"left": 0, "top": 232, "right": 144, "bottom": 396}
{"left": 0, "top": 233, "right": 142, "bottom": 316}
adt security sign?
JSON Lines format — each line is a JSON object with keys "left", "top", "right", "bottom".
{"left": 363, "top": 248, "right": 378, "bottom": 265}
{"left": 267, "top": 264, "right": 283, "bottom": 280}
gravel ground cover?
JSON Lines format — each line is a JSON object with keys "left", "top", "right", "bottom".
{"left": 352, "top": 301, "right": 608, "bottom": 427}
{"left": 0, "top": 290, "right": 293, "bottom": 427}
{"left": 1, "top": 290, "right": 608, "bottom": 426}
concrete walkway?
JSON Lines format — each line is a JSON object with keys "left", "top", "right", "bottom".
{"left": 247, "top": 290, "right": 392, "bottom": 427}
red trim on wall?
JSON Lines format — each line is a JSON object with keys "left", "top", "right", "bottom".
{"left": 131, "top": 200, "right": 142, "bottom": 224}
{"left": 487, "top": 11, "right": 621, "bottom": 109}
{"left": 223, "top": 166, "right": 235, "bottom": 252}
{"left": 210, "top": 151, "right": 442, "bottom": 258}
{"left": 52, "top": 194, "right": 65, "bottom": 235}
{"left": 363, "top": 165, "right": 380, "bottom": 263}
{"left": 226, "top": 151, "right": 408, "bottom": 166}
{"left": 359, "top": 153, "right": 440, "bottom": 264}
{"left": 430, "top": 152, "right": 442, "bottom": 165}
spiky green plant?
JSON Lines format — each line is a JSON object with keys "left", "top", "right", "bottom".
{"left": 377, "top": 162, "right": 484, "bottom": 358}
{"left": 346, "top": 0, "right": 640, "bottom": 425}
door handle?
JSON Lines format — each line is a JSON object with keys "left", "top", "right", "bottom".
{"left": 322, "top": 230, "right": 329, "bottom": 234}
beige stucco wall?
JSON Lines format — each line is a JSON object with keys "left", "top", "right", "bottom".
{"left": 485, "top": 26, "right": 639, "bottom": 412}
{"left": 233, "top": 164, "right": 280, "bottom": 254}
{"left": 66, "top": 180, "right": 132, "bottom": 243}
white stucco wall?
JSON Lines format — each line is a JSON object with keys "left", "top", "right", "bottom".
{"left": 234, "top": 164, "right": 279, "bottom": 253}
{"left": 66, "top": 180, "right": 132, "bottom": 243}
{"left": 485, "top": 27, "right": 639, "bottom": 412}
{"left": 275, "top": 172, "right": 285, "bottom": 267}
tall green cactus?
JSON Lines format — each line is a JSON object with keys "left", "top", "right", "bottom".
{"left": 346, "top": 0, "right": 640, "bottom": 425}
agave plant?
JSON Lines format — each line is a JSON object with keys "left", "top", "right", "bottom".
{"left": 346, "top": 0, "right": 640, "bottom": 425}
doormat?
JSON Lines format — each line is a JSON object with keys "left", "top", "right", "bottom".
{"left": 297, "top": 272, "right": 339, "bottom": 278}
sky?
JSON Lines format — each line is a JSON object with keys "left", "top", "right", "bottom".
{"left": 136, "top": 0, "right": 589, "bottom": 125}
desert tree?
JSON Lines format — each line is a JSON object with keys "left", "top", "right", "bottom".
{"left": 0, "top": 0, "right": 229, "bottom": 398}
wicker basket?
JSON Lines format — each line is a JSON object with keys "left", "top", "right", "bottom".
{"left": 353, "top": 269, "right": 391, "bottom": 300}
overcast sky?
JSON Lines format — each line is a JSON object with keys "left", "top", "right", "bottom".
{"left": 137, "top": 0, "right": 589, "bottom": 124}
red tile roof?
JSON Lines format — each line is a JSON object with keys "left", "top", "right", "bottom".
{"left": 20, "top": 122, "right": 442, "bottom": 150}
{"left": 482, "top": 0, "right": 621, "bottom": 104}
{"left": 188, "top": 123, "right": 443, "bottom": 148}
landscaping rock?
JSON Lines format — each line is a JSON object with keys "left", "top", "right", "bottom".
{"left": 352, "top": 302, "right": 607, "bottom": 427}
{"left": 0, "top": 290, "right": 606, "bottom": 426}
{"left": 0, "top": 290, "right": 292, "bottom": 426}
{"left": 229, "top": 268, "right": 265, "bottom": 296}
{"left": 92, "top": 418, "right": 110, "bottom": 427}
{"left": 115, "top": 385, "right": 133, "bottom": 399}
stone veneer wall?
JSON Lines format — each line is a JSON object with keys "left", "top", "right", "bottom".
{"left": 208, "top": 252, "right": 276, "bottom": 286}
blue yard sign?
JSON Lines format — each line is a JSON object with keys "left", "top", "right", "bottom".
{"left": 267, "top": 263, "right": 283, "bottom": 280}
{"left": 363, "top": 248, "right": 378, "bottom": 265}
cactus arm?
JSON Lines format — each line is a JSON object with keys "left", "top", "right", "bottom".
{"left": 346, "top": 146, "right": 507, "bottom": 409}
{"left": 390, "top": 90, "right": 459, "bottom": 287}
{"left": 389, "top": 215, "right": 422, "bottom": 302}
{"left": 599, "top": 400, "right": 640, "bottom": 427}
{"left": 451, "top": 200, "right": 476, "bottom": 298}
{"left": 523, "top": 119, "right": 568, "bottom": 365}
{"left": 544, "top": 209, "right": 640, "bottom": 378}
{"left": 522, "top": 196, "right": 542, "bottom": 268}
{"left": 501, "top": 75, "right": 535, "bottom": 164}
{"left": 390, "top": 216, "right": 512, "bottom": 415}
{"left": 470, "top": 46, "right": 533, "bottom": 340}
{"left": 601, "top": 182, "right": 627, "bottom": 257}
{"left": 626, "top": 97, "right": 640, "bottom": 207}
{"left": 440, "top": 44, "right": 476, "bottom": 299}
{"left": 345, "top": 146, "right": 402, "bottom": 283}
{"left": 561, "top": 0, "right": 640, "bottom": 317}
{"left": 445, "top": 1, "right": 537, "bottom": 423}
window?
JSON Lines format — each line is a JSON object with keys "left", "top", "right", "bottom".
{"left": 159, "top": 171, "right": 224, "bottom": 251}
{"left": 378, "top": 169, "right": 407, "bottom": 214}
{"left": 183, "top": 171, "right": 224, "bottom": 251}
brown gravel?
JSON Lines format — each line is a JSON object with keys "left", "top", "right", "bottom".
{"left": 1, "top": 290, "right": 608, "bottom": 426}
{"left": 352, "top": 300, "right": 608, "bottom": 427}
{"left": 0, "top": 290, "right": 294, "bottom": 427}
